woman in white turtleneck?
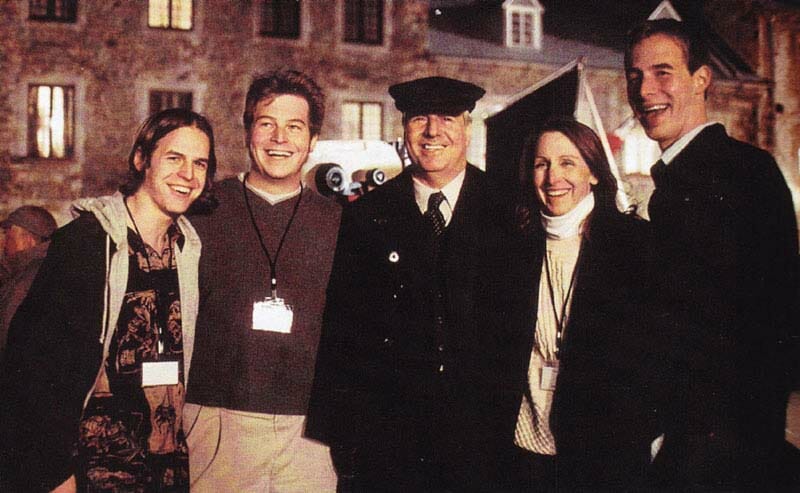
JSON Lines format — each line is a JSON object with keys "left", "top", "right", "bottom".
{"left": 504, "top": 119, "right": 666, "bottom": 491}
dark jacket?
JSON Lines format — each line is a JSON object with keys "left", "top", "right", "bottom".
{"left": 0, "top": 194, "right": 202, "bottom": 492}
{"left": 306, "top": 166, "right": 522, "bottom": 491}
{"left": 0, "top": 215, "right": 108, "bottom": 492}
{"left": 648, "top": 124, "right": 799, "bottom": 488}
{"left": 506, "top": 207, "right": 666, "bottom": 490}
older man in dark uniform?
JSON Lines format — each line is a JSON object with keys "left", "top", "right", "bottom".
{"left": 307, "top": 77, "right": 521, "bottom": 492}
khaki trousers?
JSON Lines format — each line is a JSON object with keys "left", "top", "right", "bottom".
{"left": 184, "top": 404, "right": 337, "bottom": 492}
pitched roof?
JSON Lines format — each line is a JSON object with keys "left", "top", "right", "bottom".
{"left": 428, "top": 0, "right": 759, "bottom": 79}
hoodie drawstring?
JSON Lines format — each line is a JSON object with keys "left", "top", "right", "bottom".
{"left": 99, "top": 233, "right": 111, "bottom": 344}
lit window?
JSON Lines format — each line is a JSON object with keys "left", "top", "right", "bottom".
{"left": 27, "top": 84, "right": 75, "bottom": 159}
{"left": 149, "top": 91, "right": 193, "bottom": 114}
{"left": 342, "top": 102, "right": 383, "bottom": 140}
{"left": 149, "top": 0, "right": 192, "bottom": 30}
{"left": 260, "top": 0, "right": 301, "bottom": 38}
{"left": 29, "top": 0, "right": 77, "bottom": 22}
{"left": 344, "top": 0, "right": 383, "bottom": 45}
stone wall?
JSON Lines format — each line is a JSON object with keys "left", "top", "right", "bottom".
{"left": 1, "top": 0, "right": 796, "bottom": 226}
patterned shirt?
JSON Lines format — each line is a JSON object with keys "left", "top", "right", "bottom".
{"left": 76, "top": 225, "right": 189, "bottom": 492}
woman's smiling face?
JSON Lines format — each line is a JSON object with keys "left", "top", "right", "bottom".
{"left": 532, "top": 131, "right": 598, "bottom": 216}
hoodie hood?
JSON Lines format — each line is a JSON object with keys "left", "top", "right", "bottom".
{"left": 71, "top": 192, "right": 129, "bottom": 247}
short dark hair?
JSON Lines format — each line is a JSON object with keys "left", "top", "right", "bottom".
{"left": 120, "top": 108, "right": 218, "bottom": 213}
{"left": 624, "top": 19, "right": 710, "bottom": 74}
{"left": 242, "top": 70, "right": 325, "bottom": 142}
{"left": 517, "top": 118, "right": 620, "bottom": 227}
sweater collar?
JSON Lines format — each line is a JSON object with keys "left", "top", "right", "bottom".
{"left": 540, "top": 192, "right": 595, "bottom": 240}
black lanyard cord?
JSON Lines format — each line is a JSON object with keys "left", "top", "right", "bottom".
{"left": 242, "top": 173, "right": 304, "bottom": 298}
{"left": 543, "top": 241, "right": 583, "bottom": 358}
{"left": 124, "top": 198, "right": 174, "bottom": 357}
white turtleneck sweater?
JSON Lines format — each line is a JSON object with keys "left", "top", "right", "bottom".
{"left": 514, "top": 193, "right": 594, "bottom": 456}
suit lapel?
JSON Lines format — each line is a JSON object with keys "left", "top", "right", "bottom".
{"left": 664, "top": 124, "right": 727, "bottom": 186}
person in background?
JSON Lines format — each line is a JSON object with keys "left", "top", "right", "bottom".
{"left": 625, "top": 18, "right": 799, "bottom": 489}
{"left": 505, "top": 118, "right": 665, "bottom": 491}
{"left": 307, "top": 76, "right": 521, "bottom": 492}
{"left": 0, "top": 205, "right": 57, "bottom": 353}
{"left": 184, "top": 70, "right": 340, "bottom": 492}
{"left": 0, "top": 108, "right": 215, "bottom": 492}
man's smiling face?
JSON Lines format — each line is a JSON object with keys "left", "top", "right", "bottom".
{"left": 248, "top": 93, "right": 317, "bottom": 193}
{"left": 136, "top": 125, "right": 209, "bottom": 221}
{"left": 404, "top": 112, "right": 470, "bottom": 189}
{"left": 626, "top": 33, "right": 710, "bottom": 150}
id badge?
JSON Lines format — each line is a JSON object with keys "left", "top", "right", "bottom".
{"left": 142, "top": 361, "right": 179, "bottom": 387}
{"left": 540, "top": 362, "right": 559, "bottom": 391}
{"left": 252, "top": 297, "right": 294, "bottom": 334}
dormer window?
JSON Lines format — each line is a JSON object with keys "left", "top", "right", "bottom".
{"left": 503, "top": 0, "right": 543, "bottom": 50}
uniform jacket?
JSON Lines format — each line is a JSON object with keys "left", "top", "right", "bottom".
{"left": 0, "top": 193, "right": 201, "bottom": 492}
{"left": 506, "top": 207, "right": 665, "bottom": 489}
{"left": 307, "top": 165, "right": 522, "bottom": 490}
{"left": 648, "top": 124, "right": 799, "bottom": 487}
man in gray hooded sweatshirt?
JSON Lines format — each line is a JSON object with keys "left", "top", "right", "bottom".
{"left": 0, "top": 108, "right": 216, "bottom": 493}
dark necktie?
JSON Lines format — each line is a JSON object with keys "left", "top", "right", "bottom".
{"left": 424, "top": 192, "right": 446, "bottom": 237}
{"left": 651, "top": 159, "right": 667, "bottom": 186}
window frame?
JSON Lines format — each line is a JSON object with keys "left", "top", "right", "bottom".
{"left": 336, "top": 0, "right": 392, "bottom": 52}
{"left": 342, "top": 0, "right": 385, "bottom": 46}
{"left": 342, "top": 101, "right": 384, "bottom": 140}
{"left": 148, "top": 90, "right": 194, "bottom": 115}
{"left": 26, "top": 83, "right": 76, "bottom": 160}
{"left": 136, "top": 77, "right": 206, "bottom": 129}
{"left": 148, "top": 0, "right": 194, "bottom": 31}
{"left": 503, "top": 2, "right": 543, "bottom": 50}
{"left": 259, "top": 0, "right": 302, "bottom": 39}
{"left": 28, "top": 0, "right": 77, "bottom": 23}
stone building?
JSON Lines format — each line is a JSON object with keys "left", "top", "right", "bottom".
{"left": 1, "top": 0, "right": 798, "bottom": 225}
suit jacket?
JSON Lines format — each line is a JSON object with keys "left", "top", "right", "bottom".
{"left": 505, "top": 208, "right": 665, "bottom": 490}
{"left": 648, "top": 124, "right": 799, "bottom": 488}
{"left": 306, "top": 165, "right": 522, "bottom": 491}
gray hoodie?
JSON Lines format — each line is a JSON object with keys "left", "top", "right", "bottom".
{"left": 71, "top": 192, "right": 201, "bottom": 408}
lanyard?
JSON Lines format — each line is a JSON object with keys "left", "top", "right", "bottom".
{"left": 242, "top": 173, "right": 303, "bottom": 298}
{"left": 124, "top": 198, "right": 173, "bottom": 356}
{"left": 543, "top": 243, "right": 582, "bottom": 358}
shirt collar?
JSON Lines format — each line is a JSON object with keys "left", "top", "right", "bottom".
{"left": 412, "top": 169, "right": 466, "bottom": 222}
{"left": 238, "top": 172, "right": 302, "bottom": 205}
{"left": 660, "top": 122, "right": 718, "bottom": 165}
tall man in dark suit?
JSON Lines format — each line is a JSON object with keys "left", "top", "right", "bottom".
{"left": 307, "top": 77, "right": 521, "bottom": 491}
{"left": 625, "top": 19, "right": 799, "bottom": 489}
